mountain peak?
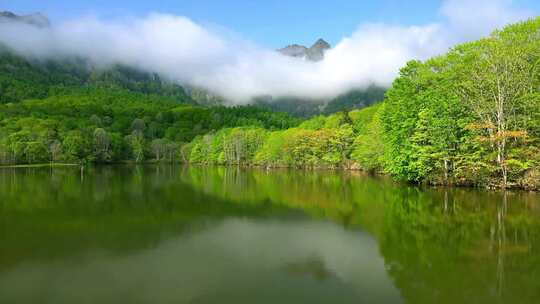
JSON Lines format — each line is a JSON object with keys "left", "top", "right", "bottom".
{"left": 0, "top": 11, "right": 50, "bottom": 28}
{"left": 278, "top": 38, "right": 331, "bottom": 62}
{"left": 311, "top": 38, "right": 331, "bottom": 49}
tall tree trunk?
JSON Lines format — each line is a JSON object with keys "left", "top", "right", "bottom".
{"left": 443, "top": 159, "right": 449, "bottom": 184}
{"left": 496, "top": 77, "right": 508, "bottom": 188}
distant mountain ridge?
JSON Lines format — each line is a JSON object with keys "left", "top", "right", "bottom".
{"left": 0, "top": 11, "right": 50, "bottom": 27}
{"left": 278, "top": 38, "right": 331, "bottom": 62}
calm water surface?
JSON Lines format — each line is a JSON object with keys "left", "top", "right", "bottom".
{"left": 0, "top": 165, "right": 539, "bottom": 304}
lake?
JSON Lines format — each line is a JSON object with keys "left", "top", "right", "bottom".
{"left": 0, "top": 165, "right": 539, "bottom": 303}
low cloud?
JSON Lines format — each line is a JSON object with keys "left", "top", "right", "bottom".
{"left": 0, "top": 0, "right": 534, "bottom": 102}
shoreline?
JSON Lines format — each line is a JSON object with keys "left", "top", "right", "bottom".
{"left": 1, "top": 162, "right": 538, "bottom": 192}
{"left": 0, "top": 160, "right": 179, "bottom": 168}
{"left": 181, "top": 163, "right": 540, "bottom": 192}
{"left": 0, "top": 163, "right": 79, "bottom": 169}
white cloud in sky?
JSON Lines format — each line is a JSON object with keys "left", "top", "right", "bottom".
{"left": 0, "top": 0, "right": 535, "bottom": 102}
{"left": 440, "top": 0, "right": 534, "bottom": 39}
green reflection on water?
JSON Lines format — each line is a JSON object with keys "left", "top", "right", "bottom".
{"left": 0, "top": 165, "right": 539, "bottom": 304}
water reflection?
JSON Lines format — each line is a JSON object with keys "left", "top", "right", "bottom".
{"left": 0, "top": 219, "right": 400, "bottom": 304}
{"left": 0, "top": 165, "right": 539, "bottom": 304}
{"left": 178, "top": 166, "right": 540, "bottom": 303}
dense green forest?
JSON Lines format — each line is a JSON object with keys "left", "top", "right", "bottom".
{"left": 0, "top": 87, "right": 298, "bottom": 165}
{"left": 185, "top": 18, "right": 540, "bottom": 190}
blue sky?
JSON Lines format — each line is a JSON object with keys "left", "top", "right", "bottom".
{"left": 2, "top": 0, "right": 538, "bottom": 48}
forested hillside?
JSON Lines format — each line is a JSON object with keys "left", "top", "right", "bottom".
{"left": 0, "top": 46, "right": 192, "bottom": 104}
{"left": 185, "top": 18, "right": 540, "bottom": 190}
{"left": 0, "top": 43, "right": 299, "bottom": 165}
{"left": 0, "top": 88, "right": 298, "bottom": 165}
{"left": 250, "top": 86, "right": 386, "bottom": 118}
{"left": 1, "top": 42, "right": 384, "bottom": 118}
{"left": 184, "top": 85, "right": 385, "bottom": 118}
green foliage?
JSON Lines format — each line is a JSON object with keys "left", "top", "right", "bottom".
{"left": 322, "top": 86, "right": 386, "bottom": 114}
{"left": 253, "top": 86, "right": 385, "bottom": 118}
{"left": 379, "top": 17, "right": 540, "bottom": 187}
{"left": 189, "top": 127, "right": 269, "bottom": 165}
{"left": 0, "top": 87, "right": 298, "bottom": 165}
{"left": 349, "top": 104, "right": 381, "bottom": 134}
{"left": 298, "top": 115, "right": 327, "bottom": 130}
{"left": 350, "top": 105, "right": 385, "bottom": 171}
{"left": 0, "top": 46, "right": 192, "bottom": 104}
{"left": 285, "top": 126, "right": 354, "bottom": 167}
{"left": 189, "top": 124, "right": 354, "bottom": 169}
